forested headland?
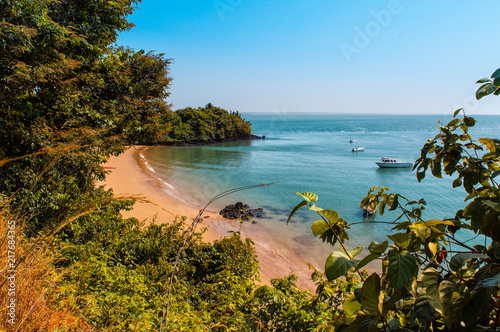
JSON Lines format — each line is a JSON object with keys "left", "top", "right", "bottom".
{"left": 2, "top": 0, "right": 500, "bottom": 331}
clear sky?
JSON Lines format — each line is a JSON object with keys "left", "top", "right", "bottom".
{"left": 117, "top": 1, "right": 500, "bottom": 115}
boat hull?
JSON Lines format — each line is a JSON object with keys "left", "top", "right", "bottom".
{"left": 376, "top": 162, "right": 412, "bottom": 168}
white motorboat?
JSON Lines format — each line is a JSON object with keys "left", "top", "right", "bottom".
{"left": 349, "top": 138, "right": 355, "bottom": 143}
{"left": 376, "top": 157, "right": 412, "bottom": 168}
{"left": 352, "top": 146, "right": 365, "bottom": 152}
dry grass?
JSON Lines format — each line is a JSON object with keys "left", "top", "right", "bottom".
{"left": 0, "top": 210, "right": 93, "bottom": 331}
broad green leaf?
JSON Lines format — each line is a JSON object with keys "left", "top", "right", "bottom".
{"left": 317, "top": 209, "right": 340, "bottom": 225}
{"left": 422, "top": 268, "right": 443, "bottom": 313}
{"left": 417, "top": 169, "right": 426, "bottom": 182}
{"left": 357, "top": 315, "right": 379, "bottom": 332}
{"left": 296, "top": 192, "right": 318, "bottom": 202}
{"left": 357, "top": 253, "right": 379, "bottom": 270}
{"left": 287, "top": 200, "right": 307, "bottom": 224}
{"left": 410, "top": 223, "right": 428, "bottom": 242}
{"left": 463, "top": 200, "right": 486, "bottom": 230}
{"left": 449, "top": 253, "right": 487, "bottom": 272}
{"left": 368, "top": 241, "right": 389, "bottom": 255}
{"left": 388, "top": 250, "right": 417, "bottom": 288}
{"left": 311, "top": 220, "right": 329, "bottom": 236}
{"left": 453, "top": 108, "right": 463, "bottom": 117}
{"left": 463, "top": 116, "right": 476, "bottom": 127}
{"left": 431, "top": 159, "right": 442, "bottom": 178}
{"left": 361, "top": 273, "right": 382, "bottom": 316}
{"left": 387, "top": 233, "right": 411, "bottom": 249}
{"left": 479, "top": 137, "right": 496, "bottom": 151}
{"left": 387, "top": 317, "right": 401, "bottom": 330}
{"left": 474, "top": 284, "right": 494, "bottom": 322}
{"left": 491, "top": 68, "right": 500, "bottom": 79}
{"left": 392, "top": 221, "right": 413, "bottom": 231}
{"left": 343, "top": 296, "right": 361, "bottom": 317}
{"left": 452, "top": 177, "right": 462, "bottom": 188}
{"left": 325, "top": 251, "right": 359, "bottom": 281}
{"left": 422, "top": 273, "right": 454, "bottom": 328}
{"left": 439, "top": 280, "right": 454, "bottom": 327}
{"left": 347, "top": 315, "right": 379, "bottom": 332}
{"left": 354, "top": 287, "right": 363, "bottom": 303}
{"left": 427, "top": 241, "right": 439, "bottom": 257}
{"left": 387, "top": 194, "right": 399, "bottom": 210}
{"left": 476, "top": 83, "right": 497, "bottom": 100}
{"left": 309, "top": 204, "right": 323, "bottom": 212}
{"left": 457, "top": 292, "right": 481, "bottom": 329}
{"left": 424, "top": 219, "right": 455, "bottom": 227}
{"left": 495, "top": 245, "right": 500, "bottom": 259}
{"left": 476, "top": 78, "right": 492, "bottom": 84}
{"left": 378, "top": 200, "right": 387, "bottom": 215}
{"left": 450, "top": 219, "right": 473, "bottom": 230}
{"left": 348, "top": 246, "right": 365, "bottom": 258}
{"left": 474, "top": 244, "right": 487, "bottom": 252}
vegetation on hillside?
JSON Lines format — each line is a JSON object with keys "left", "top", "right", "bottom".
{"left": 164, "top": 103, "right": 252, "bottom": 143}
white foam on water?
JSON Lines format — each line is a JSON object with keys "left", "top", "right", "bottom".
{"left": 140, "top": 152, "right": 175, "bottom": 190}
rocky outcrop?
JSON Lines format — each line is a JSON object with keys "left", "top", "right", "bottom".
{"left": 219, "top": 202, "right": 264, "bottom": 220}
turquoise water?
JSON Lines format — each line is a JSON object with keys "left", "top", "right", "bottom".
{"left": 142, "top": 114, "right": 500, "bottom": 249}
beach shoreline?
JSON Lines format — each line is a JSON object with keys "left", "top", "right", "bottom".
{"left": 98, "top": 146, "right": 320, "bottom": 291}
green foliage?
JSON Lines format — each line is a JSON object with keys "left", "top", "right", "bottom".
{"left": 288, "top": 106, "right": 500, "bottom": 330}
{"left": 240, "top": 270, "right": 365, "bottom": 331}
{"left": 53, "top": 213, "right": 261, "bottom": 330}
{"left": 163, "top": 103, "right": 253, "bottom": 142}
{"left": 476, "top": 68, "right": 500, "bottom": 99}
{"left": 0, "top": 0, "right": 174, "bottom": 233}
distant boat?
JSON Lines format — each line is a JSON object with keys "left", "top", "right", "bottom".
{"left": 350, "top": 138, "right": 355, "bottom": 143}
{"left": 362, "top": 206, "right": 374, "bottom": 216}
{"left": 352, "top": 146, "right": 365, "bottom": 152}
{"left": 376, "top": 157, "right": 412, "bottom": 168}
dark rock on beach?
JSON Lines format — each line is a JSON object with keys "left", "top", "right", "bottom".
{"left": 219, "top": 202, "right": 265, "bottom": 221}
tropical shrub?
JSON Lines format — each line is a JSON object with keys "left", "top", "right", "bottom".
{"left": 288, "top": 69, "right": 500, "bottom": 331}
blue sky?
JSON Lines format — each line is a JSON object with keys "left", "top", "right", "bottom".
{"left": 118, "top": 1, "right": 500, "bottom": 115}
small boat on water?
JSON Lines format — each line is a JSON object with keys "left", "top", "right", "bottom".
{"left": 350, "top": 138, "right": 354, "bottom": 143}
{"left": 362, "top": 206, "right": 374, "bottom": 216}
{"left": 376, "top": 157, "right": 412, "bottom": 168}
{"left": 352, "top": 146, "right": 365, "bottom": 152}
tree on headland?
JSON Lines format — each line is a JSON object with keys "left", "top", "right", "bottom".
{"left": 166, "top": 103, "right": 252, "bottom": 142}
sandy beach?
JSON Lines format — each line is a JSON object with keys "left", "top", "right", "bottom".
{"left": 99, "top": 146, "right": 320, "bottom": 291}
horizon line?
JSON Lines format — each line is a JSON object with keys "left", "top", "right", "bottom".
{"left": 240, "top": 112, "right": 500, "bottom": 116}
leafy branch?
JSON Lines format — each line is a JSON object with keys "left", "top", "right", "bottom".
{"left": 160, "top": 182, "right": 278, "bottom": 332}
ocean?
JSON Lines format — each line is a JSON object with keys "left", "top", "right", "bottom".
{"left": 141, "top": 114, "right": 499, "bottom": 259}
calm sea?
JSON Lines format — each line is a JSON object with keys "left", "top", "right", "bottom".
{"left": 141, "top": 114, "right": 500, "bottom": 251}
